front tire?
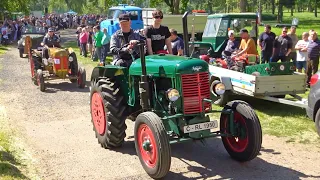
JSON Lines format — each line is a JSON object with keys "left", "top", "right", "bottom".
{"left": 134, "top": 112, "right": 171, "bottom": 179}
{"left": 77, "top": 67, "right": 86, "bottom": 88}
{"left": 314, "top": 108, "right": 320, "bottom": 136}
{"left": 90, "top": 78, "right": 128, "bottom": 148}
{"left": 220, "top": 100, "right": 262, "bottom": 161}
{"left": 37, "top": 69, "right": 45, "bottom": 92}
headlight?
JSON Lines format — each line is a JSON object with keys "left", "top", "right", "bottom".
{"left": 166, "top": 88, "right": 180, "bottom": 102}
{"left": 22, "top": 42, "right": 25, "bottom": 46}
{"left": 68, "top": 56, "right": 73, "bottom": 62}
{"left": 210, "top": 81, "right": 225, "bottom": 96}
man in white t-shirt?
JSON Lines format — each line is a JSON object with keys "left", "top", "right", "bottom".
{"left": 295, "top": 32, "right": 310, "bottom": 73}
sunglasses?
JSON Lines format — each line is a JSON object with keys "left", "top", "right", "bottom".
{"left": 154, "top": 16, "right": 163, "bottom": 19}
{"left": 282, "top": 31, "right": 287, "bottom": 33}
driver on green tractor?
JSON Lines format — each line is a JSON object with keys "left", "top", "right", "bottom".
{"left": 110, "top": 14, "right": 145, "bottom": 67}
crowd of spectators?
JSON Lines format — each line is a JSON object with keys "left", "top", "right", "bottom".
{"left": 0, "top": 13, "right": 105, "bottom": 45}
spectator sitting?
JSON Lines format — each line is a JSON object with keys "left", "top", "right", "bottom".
{"left": 234, "top": 28, "right": 258, "bottom": 57}
{"left": 222, "top": 30, "right": 239, "bottom": 57}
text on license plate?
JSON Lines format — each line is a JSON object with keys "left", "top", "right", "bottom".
{"left": 184, "top": 120, "right": 219, "bottom": 133}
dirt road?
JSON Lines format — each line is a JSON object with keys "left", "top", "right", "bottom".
{"left": 0, "top": 30, "right": 319, "bottom": 180}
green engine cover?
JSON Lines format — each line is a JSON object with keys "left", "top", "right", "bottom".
{"left": 244, "top": 62, "right": 295, "bottom": 76}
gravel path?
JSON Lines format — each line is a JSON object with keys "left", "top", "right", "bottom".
{"left": 0, "top": 30, "right": 319, "bottom": 180}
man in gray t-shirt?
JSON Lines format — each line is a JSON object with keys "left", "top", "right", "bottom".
{"left": 271, "top": 27, "right": 292, "bottom": 62}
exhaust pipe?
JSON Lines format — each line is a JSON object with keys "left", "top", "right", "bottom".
{"left": 182, "top": 11, "right": 190, "bottom": 57}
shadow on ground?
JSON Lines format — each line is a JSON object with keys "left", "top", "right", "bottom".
{"left": 37, "top": 81, "right": 90, "bottom": 93}
{"left": 0, "top": 151, "right": 29, "bottom": 179}
{"left": 108, "top": 135, "right": 318, "bottom": 180}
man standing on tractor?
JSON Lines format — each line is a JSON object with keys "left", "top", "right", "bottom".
{"left": 110, "top": 14, "right": 145, "bottom": 67}
{"left": 144, "top": 10, "right": 172, "bottom": 55}
{"left": 257, "top": 24, "right": 276, "bottom": 64}
{"left": 41, "top": 27, "right": 61, "bottom": 60}
{"left": 233, "top": 29, "right": 258, "bottom": 57}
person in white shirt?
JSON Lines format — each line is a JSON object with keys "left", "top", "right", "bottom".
{"left": 295, "top": 32, "right": 310, "bottom": 73}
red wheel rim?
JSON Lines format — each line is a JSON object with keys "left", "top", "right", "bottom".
{"left": 91, "top": 92, "right": 106, "bottom": 135}
{"left": 137, "top": 124, "right": 158, "bottom": 168}
{"left": 224, "top": 112, "right": 249, "bottom": 153}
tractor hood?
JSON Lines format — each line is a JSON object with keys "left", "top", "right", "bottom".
{"left": 129, "top": 54, "right": 209, "bottom": 77}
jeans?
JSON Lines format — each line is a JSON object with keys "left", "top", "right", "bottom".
{"left": 271, "top": 55, "right": 288, "bottom": 63}
{"left": 80, "top": 43, "right": 87, "bottom": 57}
{"left": 261, "top": 50, "right": 272, "bottom": 64}
{"left": 93, "top": 46, "right": 102, "bottom": 62}
{"left": 101, "top": 43, "right": 110, "bottom": 63}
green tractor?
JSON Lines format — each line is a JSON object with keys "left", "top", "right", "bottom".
{"left": 89, "top": 12, "right": 262, "bottom": 179}
{"left": 190, "top": 13, "right": 258, "bottom": 58}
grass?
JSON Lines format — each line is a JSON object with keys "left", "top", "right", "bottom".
{"left": 259, "top": 12, "right": 320, "bottom": 38}
{"left": 0, "top": 106, "right": 39, "bottom": 180}
{"left": 0, "top": 46, "right": 9, "bottom": 56}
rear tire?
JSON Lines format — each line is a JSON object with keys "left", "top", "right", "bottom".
{"left": 134, "top": 112, "right": 171, "bottom": 179}
{"left": 314, "top": 108, "right": 320, "bottom": 136}
{"left": 90, "top": 78, "right": 128, "bottom": 148}
{"left": 77, "top": 67, "right": 86, "bottom": 88}
{"left": 69, "top": 53, "right": 78, "bottom": 83}
{"left": 37, "top": 69, "right": 45, "bottom": 92}
{"left": 220, "top": 100, "right": 262, "bottom": 161}
{"left": 19, "top": 48, "right": 24, "bottom": 58}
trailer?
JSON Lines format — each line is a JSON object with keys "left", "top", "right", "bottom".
{"left": 209, "top": 64, "right": 308, "bottom": 108}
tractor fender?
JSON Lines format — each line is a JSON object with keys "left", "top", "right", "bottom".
{"left": 90, "top": 65, "right": 128, "bottom": 82}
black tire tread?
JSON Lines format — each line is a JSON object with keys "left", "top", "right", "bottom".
{"left": 135, "top": 112, "right": 171, "bottom": 179}
{"left": 90, "top": 78, "right": 128, "bottom": 149}
{"left": 221, "top": 100, "right": 262, "bottom": 162}
{"left": 314, "top": 108, "right": 320, "bottom": 136}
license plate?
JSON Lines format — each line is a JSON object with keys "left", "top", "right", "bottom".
{"left": 54, "top": 58, "right": 60, "bottom": 64}
{"left": 184, "top": 120, "right": 219, "bottom": 133}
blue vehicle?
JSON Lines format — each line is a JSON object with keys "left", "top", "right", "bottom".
{"left": 100, "top": 4, "right": 143, "bottom": 36}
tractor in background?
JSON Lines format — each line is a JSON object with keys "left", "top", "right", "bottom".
{"left": 89, "top": 11, "right": 262, "bottom": 179}
{"left": 25, "top": 35, "right": 86, "bottom": 92}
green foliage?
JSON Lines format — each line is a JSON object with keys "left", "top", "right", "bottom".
{"left": 261, "top": 13, "right": 277, "bottom": 21}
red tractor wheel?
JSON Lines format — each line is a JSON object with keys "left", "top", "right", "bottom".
{"left": 134, "top": 112, "right": 171, "bottom": 179}
{"left": 77, "top": 67, "right": 86, "bottom": 88}
{"left": 220, "top": 100, "right": 262, "bottom": 162}
{"left": 90, "top": 78, "right": 128, "bottom": 148}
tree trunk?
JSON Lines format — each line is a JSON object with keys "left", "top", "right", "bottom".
{"left": 239, "top": 0, "right": 247, "bottom": 12}
{"left": 291, "top": 4, "right": 294, "bottom": 16}
{"left": 316, "top": 0, "right": 318, "bottom": 17}
{"left": 271, "top": 0, "right": 275, "bottom": 14}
